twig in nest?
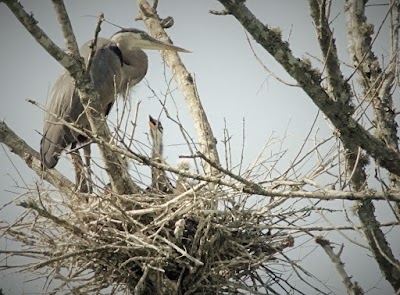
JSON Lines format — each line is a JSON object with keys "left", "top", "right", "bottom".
{"left": 17, "top": 198, "right": 86, "bottom": 239}
{"left": 134, "top": 265, "right": 150, "bottom": 295}
{"left": 191, "top": 151, "right": 260, "bottom": 189}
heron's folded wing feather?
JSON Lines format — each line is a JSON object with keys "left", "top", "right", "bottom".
{"left": 40, "top": 38, "right": 124, "bottom": 168}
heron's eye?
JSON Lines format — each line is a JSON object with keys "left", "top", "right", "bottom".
{"left": 157, "top": 123, "right": 163, "bottom": 132}
{"left": 141, "top": 33, "right": 146, "bottom": 39}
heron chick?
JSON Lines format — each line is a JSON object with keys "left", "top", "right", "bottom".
{"left": 149, "top": 115, "right": 174, "bottom": 194}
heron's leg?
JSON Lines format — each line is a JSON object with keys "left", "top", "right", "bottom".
{"left": 70, "top": 142, "right": 89, "bottom": 193}
{"left": 83, "top": 144, "right": 93, "bottom": 193}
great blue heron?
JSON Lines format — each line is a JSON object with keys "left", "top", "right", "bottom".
{"left": 148, "top": 115, "right": 174, "bottom": 194}
{"left": 40, "top": 28, "right": 189, "bottom": 189}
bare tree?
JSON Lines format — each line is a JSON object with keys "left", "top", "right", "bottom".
{"left": 0, "top": 0, "right": 399, "bottom": 294}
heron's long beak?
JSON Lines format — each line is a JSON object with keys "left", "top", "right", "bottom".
{"left": 138, "top": 33, "right": 191, "bottom": 53}
{"left": 149, "top": 115, "right": 157, "bottom": 128}
{"left": 149, "top": 115, "right": 163, "bottom": 132}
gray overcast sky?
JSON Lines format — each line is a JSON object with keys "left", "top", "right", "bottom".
{"left": 0, "top": 1, "right": 398, "bottom": 294}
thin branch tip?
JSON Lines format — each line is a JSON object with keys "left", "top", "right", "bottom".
{"left": 209, "top": 9, "right": 230, "bottom": 15}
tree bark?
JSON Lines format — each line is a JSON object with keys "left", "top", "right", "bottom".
{"left": 216, "top": 0, "right": 400, "bottom": 178}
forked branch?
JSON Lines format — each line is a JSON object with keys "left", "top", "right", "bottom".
{"left": 0, "top": 121, "right": 75, "bottom": 196}
{"left": 137, "top": 0, "right": 220, "bottom": 180}
{"left": 215, "top": 0, "right": 400, "bottom": 177}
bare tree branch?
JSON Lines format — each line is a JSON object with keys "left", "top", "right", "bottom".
{"left": 344, "top": 1, "right": 400, "bottom": 290}
{"left": 316, "top": 237, "right": 364, "bottom": 295}
{"left": 209, "top": 9, "right": 230, "bottom": 16}
{"left": 309, "top": 0, "right": 353, "bottom": 106}
{"left": 0, "top": 121, "right": 75, "bottom": 196}
{"left": 3, "top": 0, "right": 76, "bottom": 70}
{"left": 86, "top": 13, "right": 104, "bottom": 72}
{"left": 136, "top": 0, "right": 220, "bottom": 181}
{"left": 93, "top": 138, "right": 400, "bottom": 202}
{"left": 215, "top": 0, "right": 400, "bottom": 178}
{"left": 51, "top": 0, "right": 80, "bottom": 56}
{"left": 346, "top": 0, "right": 400, "bottom": 188}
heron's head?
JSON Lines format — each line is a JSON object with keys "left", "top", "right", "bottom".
{"left": 111, "top": 28, "right": 190, "bottom": 53}
{"left": 149, "top": 115, "right": 164, "bottom": 152}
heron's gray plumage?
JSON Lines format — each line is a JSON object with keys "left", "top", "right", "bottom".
{"left": 41, "top": 29, "right": 189, "bottom": 169}
{"left": 149, "top": 116, "right": 173, "bottom": 194}
{"left": 41, "top": 38, "right": 127, "bottom": 168}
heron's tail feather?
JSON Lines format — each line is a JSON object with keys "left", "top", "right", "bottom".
{"left": 40, "top": 124, "right": 71, "bottom": 169}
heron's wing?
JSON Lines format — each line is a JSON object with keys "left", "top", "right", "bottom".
{"left": 88, "top": 44, "right": 124, "bottom": 108}
{"left": 40, "top": 38, "right": 124, "bottom": 168}
{"left": 41, "top": 71, "right": 78, "bottom": 168}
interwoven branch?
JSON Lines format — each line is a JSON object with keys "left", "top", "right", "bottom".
{"left": 216, "top": 0, "right": 400, "bottom": 177}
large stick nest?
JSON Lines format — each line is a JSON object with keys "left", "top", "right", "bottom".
{"left": 6, "top": 184, "right": 294, "bottom": 294}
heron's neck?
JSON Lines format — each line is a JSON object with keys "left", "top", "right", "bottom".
{"left": 150, "top": 131, "right": 172, "bottom": 193}
{"left": 118, "top": 47, "right": 148, "bottom": 96}
{"left": 151, "top": 135, "right": 163, "bottom": 162}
